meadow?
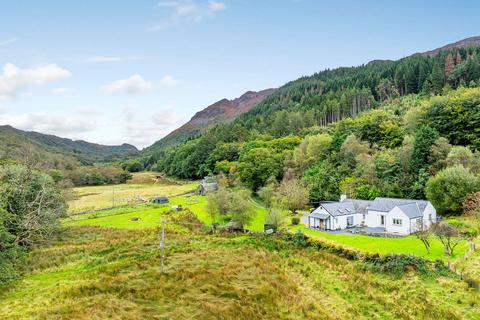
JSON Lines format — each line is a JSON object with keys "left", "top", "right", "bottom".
{"left": 66, "top": 178, "right": 473, "bottom": 263}
{"left": 67, "top": 173, "right": 198, "bottom": 214}
{"left": 0, "top": 212, "right": 479, "bottom": 319}
{"left": 2, "top": 178, "right": 480, "bottom": 319}
{"left": 66, "top": 194, "right": 269, "bottom": 232}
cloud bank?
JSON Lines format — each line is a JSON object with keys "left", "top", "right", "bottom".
{"left": 102, "top": 74, "right": 153, "bottom": 94}
{"left": 0, "top": 63, "right": 71, "bottom": 100}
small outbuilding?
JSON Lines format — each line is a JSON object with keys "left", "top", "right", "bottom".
{"left": 197, "top": 182, "right": 218, "bottom": 196}
{"left": 152, "top": 196, "right": 169, "bottom": 204}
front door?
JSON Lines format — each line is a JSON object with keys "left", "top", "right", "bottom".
{"left": 319, "top": 219, "right": 325, "bottom": 229}
{"left": 380, "top": 215, "right": 385, "bottom": 226}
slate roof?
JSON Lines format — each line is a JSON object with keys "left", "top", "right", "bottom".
{"left": 369, "top": 197, "right": 429, "bottom": 212}
{"left": 200, "top": 183, "right": 218, "bottom": 190}
{"left": 312, "top": 197, "right": 431, "bottom": 218}
{"left": 317, "top": 199, "right": 372, "bottom": 217}
{"left": 309, "top": 210, "right": 330, "bottom": 219}
{"left": 396, "top": 203, "right": 423, "bottom": 219}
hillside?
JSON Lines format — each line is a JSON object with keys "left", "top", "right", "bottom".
{"left": 420, "top": 36, "right": 480, "bottom": 56}
{"left": 1, "top": 210, "right": 478, "bottom": 319}
{"left": 156, "top": 38, "right": 480, "bottom": 209}
{"left": 0, "top": 125, "right": 138, "bottom": 167}
{"left": 144, "top": 89, "right": 275, "bottom": 154}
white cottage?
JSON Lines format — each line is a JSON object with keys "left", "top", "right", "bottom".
{"left": 308, "top": 196, "right": 436, "bottom": 235}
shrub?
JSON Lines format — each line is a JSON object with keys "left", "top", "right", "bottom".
{"left": 364, "top": 254, "right": 430, "bottom": 278}
{"left": 463, "top": 192, "right": 480, "bottom": 215}
{"left": 293, "top": 230, "right": 306, "bottom": 247}
{"left": 0, "top": 164, "right": 66, "bottom": 285}
{"left": 425, "top": 165, "right": 479, "bottom": 214}
{"left": 291, "top": 217, "right": 300, "bottom": 225}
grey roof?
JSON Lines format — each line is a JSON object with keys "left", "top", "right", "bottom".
{"left": 397, "top": 203, "right": 423, "bottom": 219}
{"left": 318, "top": 199, "right": 372, "bottom": 217}
{"left": 200, "top": 183, "right": 218, "bottom": 190}
{"left": 309, "top": 211, "right": 330, "bottom": 219}
{"left": 369, "top": 197, "right": 429, "bottom": 212}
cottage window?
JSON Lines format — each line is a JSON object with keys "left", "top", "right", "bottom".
{"left": 393, "top": 219, "right": 402, "bottom": 226}
{"left": 429, "top": 214, "right": 432, "bottom": 222}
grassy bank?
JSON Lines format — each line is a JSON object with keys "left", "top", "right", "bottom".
{"left": 0, "top": 220, "right": 478, "bottom": 319}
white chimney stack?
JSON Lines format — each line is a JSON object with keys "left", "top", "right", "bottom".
{"left": 340, "top": 194, "right": 347, "bottom": 202}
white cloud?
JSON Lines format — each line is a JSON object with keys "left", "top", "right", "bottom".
{"left": 102, "top": 74, "right": 152, "bottom": 94}
{"left": 0, "top": 38, "right": 17, "bottom": 46}
{"left": 0, "top": 63, "right": 71, "bottom": 100}
{"left": 0, "top": 112, "right": 96, "bottom": 138}
{"left": 102, "top": 74, "right": 178, "bottom": 94}
{"left": 208, "top": 1, "right": 226, "bottom": 12}
{"left": 121, "top": 105, "right": 187, "bottom": 148}
{"left": 85, "top": 55, "right": 143, "bottom": 63}
{"left": 52, "top": 87, "right": 71, "bottom": 94}
{"left": 149, "top": 0, "right": 226, "bottom": 31}
{"left": 159, "top": 75, "right": 179, "bottom": 88}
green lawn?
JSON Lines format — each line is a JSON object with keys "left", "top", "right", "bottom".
{"left": 66, "top": 195, "right": 269, "bottom": 232}
{"left": 65, "top": 195, "right": 208, "bottom": 229}
{"left": 293, "top": 224, "right": 468, "bottom": 261}
{"left": 67, "top": 195, "right": 468, "bottom": 262}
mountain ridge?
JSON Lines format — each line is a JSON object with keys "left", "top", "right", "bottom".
{"left": 144, "top": 88, "right": 275, "bottom": 153}
{"left": 0, "top": 125, "right": 138, "bottom": 166}
{"left": 419, "top": 36, "right": 480, "bottom": 56}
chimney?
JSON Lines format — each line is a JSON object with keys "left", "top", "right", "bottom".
{"left": 340, "top": 194, "right": 347, "bottom": 202}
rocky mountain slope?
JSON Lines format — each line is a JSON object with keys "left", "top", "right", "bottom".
{"left": 145, "top": 88, "right": 275, "bottom": 153}
{"left": 420, "top": 36, "right": 480, "bottom": 56}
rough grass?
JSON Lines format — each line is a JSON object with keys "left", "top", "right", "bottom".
{"left": 68, "top": 182, "right": 198, "bottom": 214}
{"left": 1, "top": 217, "right": 479, "bottom": 319}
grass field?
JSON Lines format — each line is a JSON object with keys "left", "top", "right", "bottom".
{"left": 68, "top": 174, "right": 198, "bottom": 214}
{"left": 1, "top": 215, "right": 478, "bottom": 319}
{"left": 292, "top": 224, "right": 469, "bottom": 261}
{"left": 66, "top": 195, "right": 269, "bottom": 232}
{"left": 67, "top": 183, "right": 471, "bottom": 263}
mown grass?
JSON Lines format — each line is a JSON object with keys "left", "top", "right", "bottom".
{"left": 1, "top": 213, "right": 479, "bottom": 320}
{"left": 68, "top": 181, "right": 198, "bottom": 214}
{"left": 292, "top": 224, "right": 468, "bottom": 261}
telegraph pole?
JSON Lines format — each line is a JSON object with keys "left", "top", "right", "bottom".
{"left": 112, "top": 185, "right": 115, "bottom": 208}
{"left": 160, "top": 220, "right": 165, "bottom": 273}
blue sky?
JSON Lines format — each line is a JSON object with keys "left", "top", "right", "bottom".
{"left": 0, "top": 0, "right": 478, "bottom": 148}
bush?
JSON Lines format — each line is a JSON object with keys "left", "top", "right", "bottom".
{"left": 425, "top": 165, "right": 479, "bottom": 214}
{"left": 121, "top": 160, "right": 144, "bottom": 173}
{"left": 364, "top": 254, "right": 430, "bottom": 278}
{"left": 293, "top": 230, "right": 306, "bottom": 247}
{"left": 463, "top": 192, "right": 480, "bottom": 215}
{"left": 0, "top": 164, "right": 66, "bottom": 285}
{"left": 291, "top": 217, "right": 300, "bottom": 225}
